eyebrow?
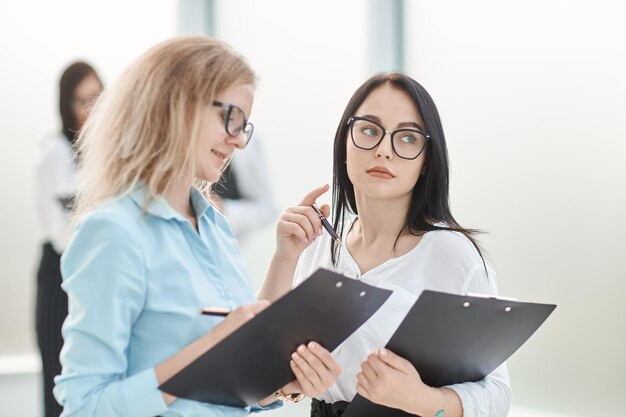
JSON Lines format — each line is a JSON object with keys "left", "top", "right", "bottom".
{"left": 360, "top": 114, "right": 425, "bottom": 131}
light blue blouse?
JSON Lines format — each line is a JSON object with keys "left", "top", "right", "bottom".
{"left": 54, "top": 186, "right": 280, "bottom": 417}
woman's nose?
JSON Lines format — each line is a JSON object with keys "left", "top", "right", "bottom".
{"left": 375, "top": 132, "right": 394, "bottom": 159}
{"left": 227, "top": 131, "right": 247, "bottom": 149}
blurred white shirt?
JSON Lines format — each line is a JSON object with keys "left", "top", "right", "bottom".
{"left": 33, "top": 133, "right": 76, "bottom": 253}
{"left": 218, "top": 136, "right": 279, "bottom": 242}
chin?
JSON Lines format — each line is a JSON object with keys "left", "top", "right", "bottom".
{"left": 197, "top": 168, "right": 222, "bottom": 184}
{"left": 356, "top": 181, "right": 409, "bottom": 200}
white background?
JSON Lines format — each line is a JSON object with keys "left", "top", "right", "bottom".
{"left": 404, "top": 2, "right": 626, "bottom": 415}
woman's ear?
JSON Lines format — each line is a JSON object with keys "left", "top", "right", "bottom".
{"left": 419, "top": 164, "right": 428, "bottom": 177}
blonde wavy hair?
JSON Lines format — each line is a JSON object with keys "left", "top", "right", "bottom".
{"left": 72, "top": 35, "right": 256, "bottom": 223}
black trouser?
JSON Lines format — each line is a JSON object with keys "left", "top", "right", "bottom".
{"left": 36, "top": 243, "right": 67, "bottom": 417}
{"left": 311, "top": 398, "right": 350, "bottom": 417}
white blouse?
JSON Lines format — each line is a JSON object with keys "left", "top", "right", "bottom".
{"left": 221, "top": 135, "right": 279, "bottom": 241}
{"left": 293, "top": 223, "right": 512, "bottom": 417}
{"left": 33, "top": 133, "right": 77, "bottom": 253}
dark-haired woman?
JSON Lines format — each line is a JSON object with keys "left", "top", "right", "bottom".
{"left": 33, "top": 62, "right": 103, "bottom": 417}
{"left": 259, "top": 73, "right": 512, "bottom": 417}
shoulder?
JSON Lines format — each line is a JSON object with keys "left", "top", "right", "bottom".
{"left": 420, "top": 227, "right": 496, "bottom": 293}
{"left": 63, "top": 196, "right": 146, "bottom": 278}
{"left": 34, "top": 133, "right": 72, "bottom": 170}
{"left": 37, "top": 132, "right": 72, "bottom": 160}
{"left": 426, "top": 228, "right": 483, "bottom": 261}
{"left": 72, "top": 195, "right": 144, "bottom": 244}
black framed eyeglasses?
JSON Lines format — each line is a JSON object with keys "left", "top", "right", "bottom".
{"left": 72, "top": 94, "right": 100, "bottom": 111}
{"left": 212, "top": 101, "right": 254, "bottom": 146}
{"left": 347, "top": 116, "right": 430, "bottom": 160}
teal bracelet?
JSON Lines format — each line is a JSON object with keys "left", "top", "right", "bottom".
{"left": 435, "top": 388, "right": 446, "bottom": 417}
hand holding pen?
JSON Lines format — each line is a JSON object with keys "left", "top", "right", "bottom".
{"left": 200, "top": 304, "right": 342, "bottom": 400}
{"left": 311, "top": 203, "right": 342, "bottom": 247}
{"left": 199, "top": 307, "right": 231, "bottom": 317}
{"left": 275, "top": 184, "right": 338, "bottom": 259}
{"left": 199, "top": 301, "right": 270, "bottom": 348}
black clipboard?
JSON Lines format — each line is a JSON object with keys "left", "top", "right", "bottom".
{"left": 159, "top": 268, "right": 392, "bottom": 407}
{"left": 343, "top": 290, "right": 556, "bottom": 417}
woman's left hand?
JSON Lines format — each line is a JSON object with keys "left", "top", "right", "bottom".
{"left": 281, "top": 341, "right": 342, "bottom": 398}
{"left": 356, "top": 348, "right": 429, "bottom": 413}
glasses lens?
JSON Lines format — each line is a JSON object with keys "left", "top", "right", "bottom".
{"left": 351, "top": 119, "right": 384, "bottom": 149}
{"left": 226, "top": 106, "right": 246, "bottom": 136}
{"left": 73, "top": 94, "right": 100, "bottom": 111}
{"left": 242, "top": 123, "right": 254, "bottom": 145}
{"left": 392, "top": 130, "right": 427, "bottom": 159}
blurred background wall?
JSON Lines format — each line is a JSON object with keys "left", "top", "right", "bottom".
{"left": 0, "top": 0, "right": 624, "bottom": 415}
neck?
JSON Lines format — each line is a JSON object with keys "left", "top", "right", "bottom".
{"left": 163, "top": 176, "right": 195, "bottom": 219}
{"left": 351, "top": 192, "right": 411, "bottom": 246}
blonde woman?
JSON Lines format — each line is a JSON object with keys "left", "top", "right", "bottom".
{"left": 54, "top": 36, "right": 340, "bottom": 417}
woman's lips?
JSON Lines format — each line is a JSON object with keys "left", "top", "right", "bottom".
{"left": 366, "top": 166, "right": 395, "bottom": 179}
{"left": 211, "top": 149, "right": 228, "bottom": 160}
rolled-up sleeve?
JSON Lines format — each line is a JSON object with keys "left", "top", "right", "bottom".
{"left": 54, "top": 211, "right": 168, "bottom": 417}
{"left": 445, "top": 362, "right": 512, "bottom": 417}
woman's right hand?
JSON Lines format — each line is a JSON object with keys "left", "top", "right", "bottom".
{"left": 156, "top": 300, "right": 271, "bottom": 404}
{"left": 275, "top": 184, "right": 331, "bottom": 261}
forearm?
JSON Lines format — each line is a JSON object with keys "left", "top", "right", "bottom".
{"left": 155, "top": 331, "right": 221, "bottom": 404}
{"left": 257, "top": 252, "right": 299, "bottom": 302}
{"left": 443, "top": 364, "right": 512, "bottom": 417}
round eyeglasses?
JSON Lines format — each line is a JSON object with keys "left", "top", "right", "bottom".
{"left": 213, "top": 101, "right": 254, "bottom": 146}
{"left": 348, "top": 116, "right": 430, "bottom": 160}
{"left": 72, "top": 94, "right": 100, "bottom": 112}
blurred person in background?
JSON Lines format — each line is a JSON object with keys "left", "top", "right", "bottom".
{"left": 33, "top": 61, "right": 103, "bottom": 417}
{"left": 211, "top": 133, "right": 279, "bottom": 245}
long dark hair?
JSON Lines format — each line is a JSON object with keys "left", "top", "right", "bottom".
{"left": 59, "top": 62, "right": 102, "bottom": 143}
{"left": 331, "top": 72, "right": 486, "bottom": 272}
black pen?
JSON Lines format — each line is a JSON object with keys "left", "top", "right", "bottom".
{"left": 199, "top": 307, "right": 230, "bottom": 317}
{"left": 311, "top": 203, "right": 343, "bottom": 247}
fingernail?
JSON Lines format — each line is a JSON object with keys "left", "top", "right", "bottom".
{"left": 297, "top": 345, "right": 306, "bottom": 353}
{"left": 292, "top": 352, "right": 299, "bottom": 360}
{"left": 379, "top": 348, "right": 388, "bottom": 356}
{"left": 290, "top": 360, "right": 295, "bottom": 367}
{"left": 308, "top": 341, "right": 317, "bottom": 350}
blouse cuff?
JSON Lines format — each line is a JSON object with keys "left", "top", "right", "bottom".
{"left": 444, "top": 383, "right": 485, "bottom": 417}
{"left": 116, "top": 367, "right": 168, "bottom": 417}
{"left": 250, "top": 399, "right": 283, "bottom": 413}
